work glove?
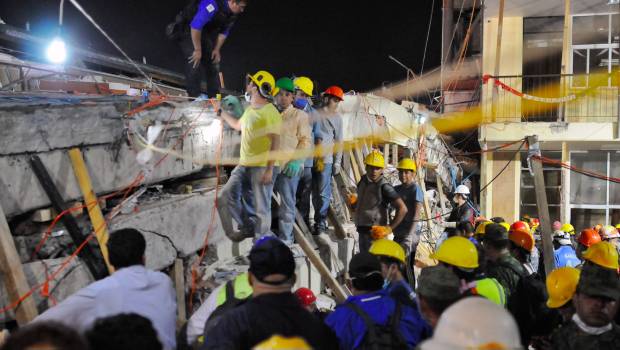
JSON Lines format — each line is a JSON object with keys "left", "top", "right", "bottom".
{"left": 371, "top": 225, "right": 392, "bottom": 240}
{"left": 332, "top": 163, "right": 341, "bottom": 175}
{"left": 283, "top": 159, "right": 303, "bottom": 177}
{"left": 347, "top": 193, "right": 358, "bottom": 206}
{"left": 221, "top": 95, "right": 244, "bottom": 119}
{"left": 314, "top": 157, "right": 325, "bottom": 172}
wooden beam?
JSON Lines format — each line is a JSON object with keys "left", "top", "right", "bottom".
{"left": 491, "top": 0, "right": 505, "bottom": 122}
{"left": 170, "top": 258, "right": 186, "bottom": 329}
{"left": 383, "top": 144, "right": 390, "bottom": 168}
{"left": 435, "top": 173, "right": 447, "bottom": 216}
{"left": 392, "top": 144, "right": 398, "bottom": 166}
{"left": 0, "top": 203, "right": 38, "bottom": 324}
{"left": 29, "top": 155, "right": 106, "bottom": 280}
{"left": 68, "top": 148, "right": 113, "bottom": 274}
{"left": 293, "top": 223, "right": 348, "bottom": 303}
{"left": 349, "top": 150, "right": 361, "bottom": 183}
{"left": 353, "top": 146, "right": 365, "bottom": 176}
{"left": 327, "top": 206, "right": 347, "bottom": 240}
{"left": 527, "top": 135, "right": 556, "bottom": 275}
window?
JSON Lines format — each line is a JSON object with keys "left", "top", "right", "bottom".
{"left": 569, "top": 151, "right": 620, "bottom": 227}
{"left": 572, "top": 14, "right": 620, "bottom": 87}
{"left": 520, "top": 151, "right": 562, "bottom": 221}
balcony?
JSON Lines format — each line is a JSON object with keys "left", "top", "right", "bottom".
{"left": 481, "top": 73, "right": 619, "bottom": 124}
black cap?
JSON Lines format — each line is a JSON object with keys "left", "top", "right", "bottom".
{"left": 577, "top": 263, "right": 620, "bottom": 300}
{"left": 484, "top": 223, "right": 509, "bottom": 241}
{"left": 248, "top": 237, "right": 295, "bottom": 285}
{"left": 349, "top": 251, "right": 382, "bottom": 279}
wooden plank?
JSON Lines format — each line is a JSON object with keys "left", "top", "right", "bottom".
{"left": 383, "top": 144, "right": 390, "bottom": 168}
{"left": 392, "top": 144, "right": 399, "bottom": 166}
{"left": 29, "top": 155, "right": 106, "bottom": 280}
{"left": 353, "top": 146, "right": 365, "bottom": 176}
{"left": 68, "top": 148, "right": 113, "bottom": 274}
{"left": 0, "top": 203, "right": 38, "bottom": 324}
{"left": 327, "top": 206, "right": 347, "bottom": 240}
{"left": 527, "top": 136, "right": 556, "bottom": 275}
{"left": 349, "top": 150, "right": 361, "bottom": 183}
{"left": 171, "top": 258, "right": 186, "bottom": 328}
{"left": 435, "top": 173, "right": 447, "bottom": 216}
{"left": 293, "top": 223, "right": 349, "bottom": 303}
{"left": 491, "top": 0, "right": 505, "bottom": 122}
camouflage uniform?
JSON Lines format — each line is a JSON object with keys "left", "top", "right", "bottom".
{"left": 487, "top": 253, "right": 525, "bottom": 302}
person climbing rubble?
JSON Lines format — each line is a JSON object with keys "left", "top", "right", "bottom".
{"left": 446, "top": 185, "right": 475, "bottom": 226}
{"left": 272, "top": 77, "right": 312, "bottom": 245}
{"left": 217, "top": 70, "right": 281, "bottom": 241}
{"left": 349, "top": 150, "right": 408, "bottom": 252}
{"left": 311, "top": 86, "right": 345, "bottom": 236}
{"left": 171, "top": 0, "right": 249, "bottom": 98}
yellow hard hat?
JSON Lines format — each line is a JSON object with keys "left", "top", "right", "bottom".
{"left": 561, "top": 223, "right": 576, "bottom": 235}
{"left": 253, "top": 335, "right": 312, "bottom": 350}
{"left": 364, "top": 150, "right": 385, "bottom": 168}
{"left": 546, "top": 267, "right": 580, "bottom": 309}
{"left": 396, "top": 158, "right": 417, "bottom": 172}
{"left": 369, "top": 239, "right": 406, "bottom": 264}
{"left": 582, "top": 241, "right": 620, "bottom": 270}
{"left": 293, "top": 76, "right": 314, "bottom": 96}
{"left": 249, "top": 70, "right": 276, "bottom": 98}
{"left": 430, "top": 236, "right": 479, "bottom": 269}
{"left": 475, "top": 221, "right": 492, "bottom": 236}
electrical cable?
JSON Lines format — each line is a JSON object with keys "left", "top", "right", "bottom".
{"left": 479, "top": 140, "right": 526, "bottom": 193}
{"left": 420, "top": 0, "right": 436, "bottom": 77}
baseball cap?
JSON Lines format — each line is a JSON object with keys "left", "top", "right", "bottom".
{"left": 249, "top": 236, "right": 295, "bottom": 285}
{"left": 417, "top": 265, "right": 461, "bottom": 301}
{"left": 349, "top": 251, "right": 382, "bottom": 279}
{"left": 577, "top": 263, "right": 620, "bottom": 300}
{"left": 484, "top": 223, "right": 508, "bottom": 242}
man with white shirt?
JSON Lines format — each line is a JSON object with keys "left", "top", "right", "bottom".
{"left": 33, "top": 228, "right": 177, "bottom": 350}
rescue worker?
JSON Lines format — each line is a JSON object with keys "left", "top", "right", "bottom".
{"left": 272, "top": 77, "right": 312, "bottom": 244}
{"left": 175, "top": 0, "right": 248, "bottom": 97}
{"left": 562, "top": 223, "right": 577, "bottom": 247}
{"left": 369, "top": 239, "right": 415, "bottom": 307}
{"left": 203, "top": 237, "right": 338, "bottom": 349}
{"left": 393, "top": 158, "right": 424, "bottom": 256}
{"left": 415, "top": 265, "right": 462, "bottom": 329}
{"left": 293, "top": 76, "right": 320, "bottom": 229}
{"left": 553, "top": 230, "right": 581, "bottom": 268}
{"left": 483, "top": 223, "right": 525, "bottom": 307}
{"left": 575, "top": 228, "right": 601, "bottom": 260}
{"left": 419, "top": 298, "right": 523, "bottom": 350}
{"left": 447, "top": 184, "right": 475, "bottom": 226}
{"left": 294, "top": 287, "right": 317, "bottom": 314}
{"left": 430, "top": 236, "right": 506, "bottom": 306}
{"left": 184, "top": 272, "right": 252, "bottom": 346}
{"left": 217, "top": 70, "right": 281, "bottom": 241}
{"left": 550, "top": 263, "right": 620, "bottom": 350}
{"left": 349, "top": 150, "right": 408, "bottom": 251}
{"left": 312, "top": 86, "right": 344, "bottom": 235}
{"left": 582, "top": 241, "right": 619, "bottom": 271}
{"left": 325, "top": 251, "right": 429, "bottom": 349}
{"left": 508, "top": 221, "right": 540, "bottom": 274}
{"left": 531, "top": 267, "right": 582, "bottom": 350}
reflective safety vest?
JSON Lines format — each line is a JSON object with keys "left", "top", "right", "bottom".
{"left": 215, "top": 272, "right": 253, "bottom": 306}
{"left": 465, "top": 277, "right": 507, "bottom": 306}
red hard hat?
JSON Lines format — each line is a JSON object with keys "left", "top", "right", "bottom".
{"left": 509, "top": 221, "right": 530, "bottom": 236}
{"left": 323, "top": 86, "right": 344, "bottom": 101}
{"left": 294, "top": 287, "right": 316, "bottom": 306}
{"left": 578, "top": 229, "right": 602, "bottom": 247}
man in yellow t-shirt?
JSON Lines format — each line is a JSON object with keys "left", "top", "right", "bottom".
{"left": 218, "top": 70, "right": 281, "bottom": 241}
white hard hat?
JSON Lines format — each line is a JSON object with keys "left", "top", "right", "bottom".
{"left": 454, "top": 185, "right": 470, "bottom": 196}
{"left": 420, "top": 297, "right": 523, "bottom": 350}
{"left": 553, "top": 230, "right": 572, "bottom": 246}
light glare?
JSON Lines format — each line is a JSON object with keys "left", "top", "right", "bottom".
{"left": 46, "top": 37, "right": 67, "bottom": 64}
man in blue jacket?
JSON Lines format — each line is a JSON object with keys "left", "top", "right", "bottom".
{"left": 325, "top": 252, "right": 430, "bottom": 349}
{"left": 176, "top": 0, "right": 248, "bottom": 97}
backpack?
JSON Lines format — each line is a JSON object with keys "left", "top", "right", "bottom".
{"left": 345, "top": 302, "right": 407, "bottom": 350}
{"left": 203, "top": 280, "right": 250, "bottom": 337}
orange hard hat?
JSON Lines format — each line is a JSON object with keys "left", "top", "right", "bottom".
{"left": 578, "top": 229, "right": 602, "bottom": 247}
{"left": 509, "top": 230, "right": 535, "bottom": 252}
{"left": 323, "top": 85, "right": 344, "bottom": 101}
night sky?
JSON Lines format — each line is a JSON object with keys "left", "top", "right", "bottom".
{"left": 2, "top": 0, "right": 442, "bottom": 93}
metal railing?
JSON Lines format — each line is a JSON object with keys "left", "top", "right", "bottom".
{"left": 481, "top": 73, "right": 619, "bottom": 123}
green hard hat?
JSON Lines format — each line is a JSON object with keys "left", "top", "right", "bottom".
{"left": 275, "top": 77, "right": 295, "bottom": 93}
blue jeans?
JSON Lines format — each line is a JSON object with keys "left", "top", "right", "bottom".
{"left": 220, "top": 165, "right": 277, "bottom": 238}
{"left": 275, "top": 172, "right": 301, "bottom": 244}
{"left": 296, "top": 167, "right": 313, "bottom": 228}
{"left": 312, "top": 163, "right": 333, "bottom": 232}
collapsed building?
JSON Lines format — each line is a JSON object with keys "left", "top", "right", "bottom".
{"left": 0, "top": 23, "right": 467, "bottom": 327}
